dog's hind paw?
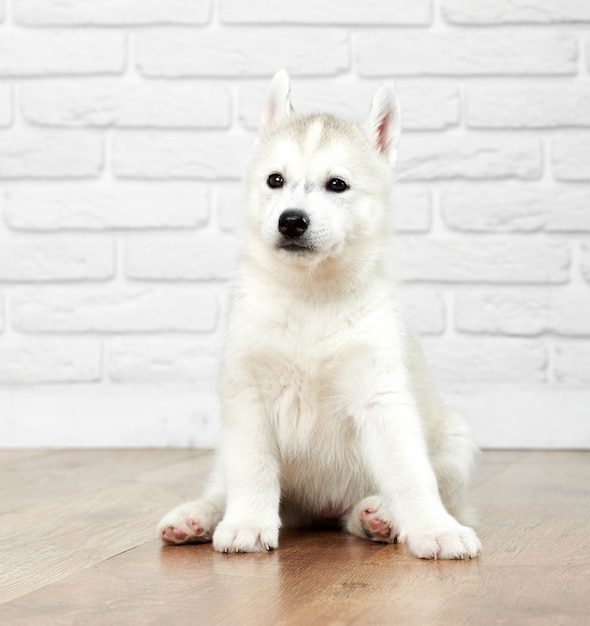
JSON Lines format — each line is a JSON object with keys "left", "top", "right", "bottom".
{"left": 158, "top": 500, "right": 223, "bottom": 545}
{"left": 345, "top": 495, "right": 398, "bottom": 544}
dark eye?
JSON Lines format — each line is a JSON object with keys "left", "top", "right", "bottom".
{"left": 326, "top": 178, "right": 348, "bottom": 193}
{"left": 267, "top": 173, "right": 284, "bottom": 189}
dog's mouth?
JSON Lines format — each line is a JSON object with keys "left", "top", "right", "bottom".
{"left": 277, "top": 240, "right": 314, "bottom": 255}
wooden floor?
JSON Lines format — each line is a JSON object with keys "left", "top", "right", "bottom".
{"left": 0, "top": 450, "right": 588, "bottom": 625}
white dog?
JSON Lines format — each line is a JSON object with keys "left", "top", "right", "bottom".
{"left": 158, "top": 71, "right": 481, "bottom": 560}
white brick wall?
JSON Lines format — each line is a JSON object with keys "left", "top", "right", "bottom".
{"left": 1, "top": 0, "right": 589, "bottom": 448}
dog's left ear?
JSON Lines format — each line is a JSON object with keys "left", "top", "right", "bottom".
{"left": 366, "top": 83, "right": 401, "bottom": 167}
{"left": 261, "top": 69, "right": 293, "bottom": 134}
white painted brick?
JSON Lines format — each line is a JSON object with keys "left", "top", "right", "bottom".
{"left": 21, "top": 80, "right": 231, "bottom": 129}
{"left": 393, "top": 187, "right": 432, "bottom": 232}
{"left": 400, "top": 289, "right": 445, "bottom": 335}
{"left": 12, "top": 287, "right": 218, "bottom": 333}
{"left": 238, "top": 80, "right": 459, "bottom": 131}
{"left": 113, "top": 131, "right": 254, "bottom": 180}
{"left": 455, "top": 290, "right": 590, "bottom": 336}
{"left": 358, "top": 32, "right": 577, "bottom": 76}
{"left": 221, "top": 0, "right": 431, "bottom": 24}
{"left": 422, "top": 337, "right": 548, "bottom": 383}
{"left": 136, "top": 28, "right": 349, "bottom": 77}
{"left": 397, "top": 136, "right": 542, "bottom": 181}
{"left": 442, "top": 185, "right": 590, "bottom": 232}
{"left": 0, "top": 30, "right": 125, "bottom": 76}
{"left": 467, "top": 84, "right": 590, "bottom": 129}
{"left": 126, "top": 234, "right": 240, "bottom": 281}
{"left": 0, "top": 84, "right": 11, "bottom": 127}
{"left": 553, "top": 133, "right": 590, "bottom": 181}
{"left": 442, "top": 0, "right": 590, "bottom": 24}
{"left": 0, "top": 337, "right": 101, "bottom": 384}
{"left": 3, "top": 182, "right": 209, "bottom": 231}
{"left": 554, "top": 341, "right": 590, "bottom": 384}
{"left": 108, "top": 336, "right": 221, "bottom": 385}
{"left": 14, "top": 0, "right": 211, "bottom": 25}
{"left": 581, "top": 243, "right": 590, "bottom": 283}
{"left": 399, "top": 237, "right": 570, "bottom": 284}
{"left": 0, "top": 130, "right": 102, "bottom": 179}
{"left": 217, "top": 183, "right": 246, "bottom": 233}
{"left": 0, "top": 290, "right": 4, "bottom": 331}
{"left": 0, "top": 236, "right": 114, "bottom": 282}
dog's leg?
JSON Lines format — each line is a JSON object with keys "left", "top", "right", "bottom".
{"left": 158, "top": 457, "right": 226, "bottom": 545}
{"left": 211, "top": 393, "right": 282, "bottom": 553}
{"left": 353, "top": 389, "right": 481, "bottom": 560}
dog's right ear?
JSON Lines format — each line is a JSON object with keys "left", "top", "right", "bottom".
{"left": 261, "top": 69, "right": 293, "bottom": 134}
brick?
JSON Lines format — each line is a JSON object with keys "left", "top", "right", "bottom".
{"left": 554, "top": 341, "right": 590, "bottom": 384}
{"left": 442, "top": 0, "right": 590, "bottom": 24}
{"left": 108, "top": 336, "right": 221, "bottom": 385}
{"left": 455, "top": 290, "right": 590, "bottom": 336}
{"left": 113, "top": 131, "right": 254, "bottom": 180}
{"left": 4, "top": 182, "right": 209, "bottom": 231}
{"left": 400, "top": 289, "right": 445, "bottom": 335}
{"left": 393, "top": 187, "right": 431, "bottom": 232}
{"left": 467, "top": 84, "right": 590, "bottom": 129}
{"left": 442, "top": 185, "right": 590, "bottom": 232}
{"left": 581, "top": 243, "right": 590, "bottom": 283}
{"left": 221, "top": 0, "right": 431, "bottom": 24}
{"left": 421, "top": 337, "right": 548, "bottom": 382}
{"left": 0, "top": 130, "right": 103, "bottom": 179}
{"left": 553, "top": 133, "right": 590, "bottom": 181}
{"left": 126, "top": 234, "right": 239, "bottom": 281}
{"left": 397, "top": 136, "right": 542, "bottom": 181}
{"left": 136, "top": 28, "right": 349, "bottom": 77}
{"left": 12, "top": 287, "right": 218, "bottom": 333}
{"left": 21, "top": 80, "right": 231, "bottom": 129}
{"left": 0, "top": 337, "right": 101, "bottom": 384}
{"left": 0, "top": 236, "right": 113, "bottom": 282}
{"left": 217, "top": 183, "right": 246, "bottom": 233}
{"left": 0, "top": 84, "right": 11, "bottom": 126}
{"left": 358, "top": 32, "right": 577, "bottom": 76}
{"left": 14, "top": 0, "right": 211, "bottom": 25}
{"left": 399, "top": 237, "right": 570, "bottom": 284}
{"left": 238, "top": 80, "right": 459, "bottom": 131}
{"left": 0, "top": 30, "right": 125, "bottom": 76}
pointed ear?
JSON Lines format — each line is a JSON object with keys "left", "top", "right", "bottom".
{"left": 261, "top": 69, "right": 293, "bottom": 134}
{"left": 366, "top": 82, "right": 401, "bottom": 167}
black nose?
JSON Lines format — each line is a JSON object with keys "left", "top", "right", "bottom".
{"left": 278, "top": 210, "right": 309, "bottom": 239}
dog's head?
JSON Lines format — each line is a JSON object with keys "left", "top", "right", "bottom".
{"left": 245, "top": 71, "right": 401, "bottom": 271}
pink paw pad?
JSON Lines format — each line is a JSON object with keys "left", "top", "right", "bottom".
{"left": 162, "top": 521, "right": 206, "bottom": 544}
{"left": 361, "top": 507, "right": 396, "bottom": 542}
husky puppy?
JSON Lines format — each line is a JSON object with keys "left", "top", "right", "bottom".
{"left": 158, "top": 71, "right": 481, "bottom": 560}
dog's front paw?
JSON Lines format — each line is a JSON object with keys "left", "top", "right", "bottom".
{"left": 402, "top": 519, "right": 481, "bottom": 560}
{"left": 158, "top": 500, "right": 223, "bottom": 545}
{"left": 212, "top": 520, "right": 279, "bottom": 553}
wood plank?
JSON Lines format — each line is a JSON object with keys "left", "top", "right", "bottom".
{"left": 0, "top": 450, "right": 589, "bottom": 624}
{"left": 0, "top": 450, "right": 210, "bottom": 603}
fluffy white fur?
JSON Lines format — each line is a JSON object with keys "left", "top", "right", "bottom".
{"left": 158, "top": 71, "right": 481, "bottom": 560}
